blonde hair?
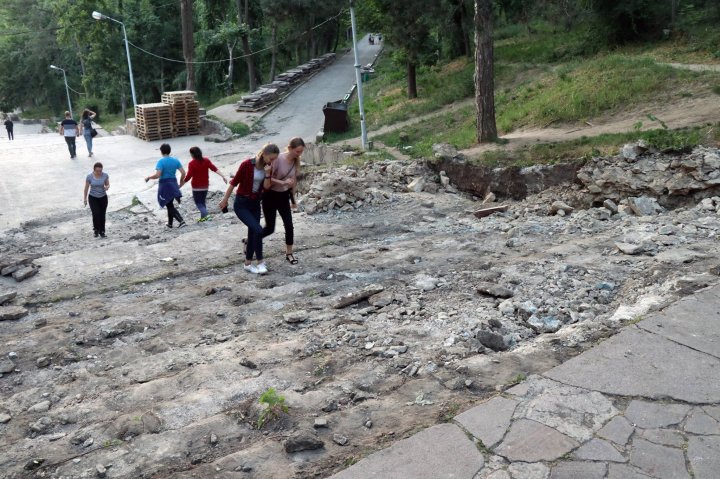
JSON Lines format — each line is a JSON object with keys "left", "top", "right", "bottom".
{"left": 255, "top": 143, "right": 280, "bottom": 167}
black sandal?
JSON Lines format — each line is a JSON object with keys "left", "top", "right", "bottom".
{"left": 286, "top": 254, "right": 298, "bottom": 265}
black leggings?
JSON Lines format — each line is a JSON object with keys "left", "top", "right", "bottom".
{"left": 88, "top": 195, "right": 108, "bottom": 233}
{"left": 262, "top": 190, "right": 294, "bottom": 246}
{"left": 166, "top": 200, "right": 184, "bottom": 226}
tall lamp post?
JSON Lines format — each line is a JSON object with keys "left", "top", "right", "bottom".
{"left": 92, "top": 10, "right": 137, "bottom": 108}
{"left": 349, "top": 0, "right": 368, "bottom": 150}
{"left": 50, "top": 65, "right": 73, "bottom": 117}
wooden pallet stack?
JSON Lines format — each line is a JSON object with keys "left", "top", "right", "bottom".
{"left": 135, "top": 103, "right": 173, "bottom": 141}
{"left": 236, "top": 53, "right": 337, "bottom": 112}
{"left": 161, "top": 90, "right": 200, "bottom": 137}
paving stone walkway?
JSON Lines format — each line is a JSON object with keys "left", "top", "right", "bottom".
{"left": 331, "top": 285, "right": 720, "bottom": 479}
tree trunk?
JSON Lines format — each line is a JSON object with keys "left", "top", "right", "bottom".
{"left": 120, "top": 90, "right": 127, "bottom": 120}
{"left": 180, "top": 0, "right": 195, "bottom": 91}
{"left": 474, "top": 0, "right": 497, "bottom": 143}
{"left": 242, "top": 35, "right": 258, "bottom": 91}
{"left": 407, "top": 61, "right": 418, "bottom": 99}
{"left": 459, "top": 0, "right": 472, "bottom": 58}
{"left": 73, "top": 34, "right": 89, "bottom": 96}
{"left": 237, "top": 0, "right": 257, "bottom": 92}
{"left": 452, "top": 0, "right": 467, "bottom": 57}
{"left": 269, "top": 21, "right": 278, "bottom": 81}
{"left": 227, "top": 44, "right": 234, "bottom": 96}
{"left": 670, "top": 0, "right": 678, "bottom": 28}
{"left": 333, "top": 19, "right": 341, "bottom": 52}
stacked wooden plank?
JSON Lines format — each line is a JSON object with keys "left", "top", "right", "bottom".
{"left": 162, "top": 90, "right": 200, "bottom": 137}
{"left": 235, "top": 53, "right": 337, "bottom": 112}
{"left": 135, "top": 103, "right": 173, "bottom": 141}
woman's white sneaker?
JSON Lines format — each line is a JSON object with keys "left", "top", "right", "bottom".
{"left": 256, "top": 263, "right": 268, "bottom": 275}
{"left": 244, "top": 264, "right": 259, "bottom": 274}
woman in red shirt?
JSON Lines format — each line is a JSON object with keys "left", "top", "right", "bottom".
{"left": 180, "top": 146, "right": 227, "bottom": 222}
{"left": 219, "top": 143, "right": 279, "bottom": 275}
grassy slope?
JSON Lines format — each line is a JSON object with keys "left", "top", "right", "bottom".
{"left": 331, "top": 24, "right": 720, "bottom": 163}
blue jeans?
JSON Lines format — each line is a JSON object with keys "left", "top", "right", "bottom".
{"left": 192, "top": 190, "right": 208, "bottom": 218}
{"left": 83, "top": 131, "right": 93, "bottom": 154}
{"left": 234, "top": 196, "right": 263, "bottom": 261}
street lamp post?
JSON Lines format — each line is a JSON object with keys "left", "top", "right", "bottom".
{"left": 349, "top": 0, "right": 368, "bottom": 150}
{"left": 92, "top": 11, "right": 137, "bottom": 108}
{"left": 50, "top": 65, "right": 73, "bottom": 118}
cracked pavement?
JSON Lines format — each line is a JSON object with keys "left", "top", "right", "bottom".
{"left": 331, "top": 284, "right": 720, "bottom": 479}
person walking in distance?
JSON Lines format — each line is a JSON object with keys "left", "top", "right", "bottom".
{"left": 83, "top": 162, "right": 110, "bottom": 238}
{"left": 145, "top": 143, "right": 187, "bottom": 229}
{"left": 80, "top": 109, "right": 97, "bottom": 157}
{"left": 218, "top": 144, "right": 278, "bottom": 275}
{"left": 263, "top": 137, "right": 303, "bottom": 265}
{"left": 180, "top": 146, "right": 227, "bottom": 222}
{"left": 59, "top": 111, "right": 79, "bottom": 159}
{"left": 4, "top": 117, "right": 13, "bottom": 140}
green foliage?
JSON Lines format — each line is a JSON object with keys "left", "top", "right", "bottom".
{"left": 590, "top": 0, "right": 671, "bottom": 44}
{"left": 0, "top": 0, "right": 347, "bottom": 113}
{"left": 495, "top": 26, "right": 602, "bottom": 63}
{"left": 257, "top": 387, "right": 288, "bottom": 429}
{"left": 205, "top": 93, "right": 246, "bottom": 110}
{"left": 495, "top": 54, "right": 710, "bottom": 132}
{"left": 228, "top": 121, "right": 251, "bottom": 136}
{"left": 359, "top": 0, "right": 444, "bottom": 97}
{"left": 328, "top": 53, "right": 480, "bottom": 143}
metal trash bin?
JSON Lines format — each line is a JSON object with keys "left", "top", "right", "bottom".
{"left": 323, "top": 101, "right": 349, "bottom": 133}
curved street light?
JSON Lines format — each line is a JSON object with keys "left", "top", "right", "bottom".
{"left": 50, "top": 65, "right": 73, "bottom": 117}
{"left": 92, "top": 11, "right": 137, "bottom": 108}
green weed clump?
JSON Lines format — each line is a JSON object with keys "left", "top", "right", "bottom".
{"left": 257, "top": 387, "right": 288, "bottom": 429}
{"left": 228, "top": 121, "right": 251, "bottom": 136}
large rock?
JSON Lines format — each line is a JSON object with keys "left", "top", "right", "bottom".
{"left": 628, "top": 196, "right": 664, "bottom": 216}
{"left": 477, "top": 282, "right": 514, "bottom": 299}
{"left": 527, "top": 315, "right": 562, "bottom": 333}
{"left": 621, "top": 142, "right": 648, "bottom": 161}
{"left": 12, "top": 266, "right": 38, "bottom": 282}
{"left": 0, "top": 291, "right": 17, "bottom": 305}
{"left": 332, "top": 284, "right": 384, "bottom": 309}
{"left": 0, "top": 306, "right": 28, "bottom": 321}
{"left": 284, "top": 433, "right": 324, "bottom": 453}
{"left": 432, "top": 143, "right": 461, "bottom": 161}
{"left": 476, "top": 330, "right": 508, "bottom": 351}
{"left": 550, "top": 201, "right": 574, "bottom": 215}
{"left": 0, "top": 358, "right": 16, "bottom": 374}
{"left": 407, "top": 177, "right": 425, "bottom": 193}
{"left": 107, "top": 412, "right": 162, "bottom": 438}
